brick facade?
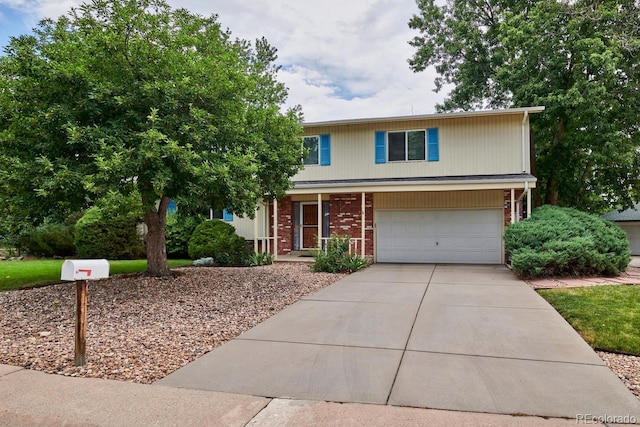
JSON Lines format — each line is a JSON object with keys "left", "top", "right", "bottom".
{"left": 270, "top": 196, "right": 294, "bottom": 256}
{"left": 328, "top": 193, "right": 374, "bottom": 256}
{"left": 269, "top": 193, "right": 374, "bottom": 256}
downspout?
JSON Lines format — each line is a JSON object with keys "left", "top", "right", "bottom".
{"left": 526, "top": 181, "right": 532, "bottom": 218}
{"left": 514, "top": 181, "right": 530, "bottom": 222}
{"left": 522, "top": 110, "right": 529, "bottom": 173}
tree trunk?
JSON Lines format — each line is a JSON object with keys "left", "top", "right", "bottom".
{"left": 546, "top": 175, "right": 559, "bottom": 205}
{"left": 529, "top": 127, "right": 544, "bottom": 207}
{"left": 544, "top": 118, "right": 565, "bottom": 206}
{"left": 144, "top": 196, "right": 171, "bottom": 277}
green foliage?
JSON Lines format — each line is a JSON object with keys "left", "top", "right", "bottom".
{"left": 188, "top": 219, "right": 249, "bottom": 266}
{"left": 312, "top": 234, "right": 370, "bottom": 274}
{"left": 409, "top": 0, "right": 640, "bottom": 212}
{"left": 0, "top": 0, "right": 304, "bottom": 276}
{"left": 165, "top": 212, "right": 205, "bottom": 259}
{"left": 193, "top": 257, "right": 215, "bottom": 267}
{"left": 74, "top": 193, "right": 144, "bottom": 260}
{"left": 0, "top": 259, "right": 192, "bottom": 291}
{"left": 19, "top": 222, "right": 76, "bottom": 258}
{"left": 0, "top": 214, "right": 25, "bottom": 256}
{"left": 540, "top": 285, "right": 640, "bottom": 355}
{"left": 248, "top": 251, "right": 274, "bottom": 266}
{"left": 504, "top": 205, "right": 630, "bottom": 277}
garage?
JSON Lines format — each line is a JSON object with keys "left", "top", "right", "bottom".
{"left": 376, "top": 209, "right": 503, "bottom": 264}
{"left": 616, "top": 223, "right": 640, "bottom": 256}
{"left": 601, "top": 204, "right": 640, "bottom": 256}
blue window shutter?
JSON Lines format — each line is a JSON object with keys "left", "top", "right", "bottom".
{"left": 375, "top": 131, "right": 386, "bottom": 164}
{"left": 428, "top": 127, "right": 439, "bottom": 161}
{"left": 167, "top": 200, "right": 177, "bottom": 214}
{"left": 320, "top": 134, "right": 331, "bottom": 165}
{"left": 223, "top": 209, "right": 233, "bottom": 221}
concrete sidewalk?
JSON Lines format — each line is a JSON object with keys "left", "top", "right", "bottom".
{"left": 159, "top": 264, "right": 640, "bottom": 421}
{"left": 0, "top": 364, "right": 591, "bottom": 426}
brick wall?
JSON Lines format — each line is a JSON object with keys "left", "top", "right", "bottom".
{"left": 269, "top": 197, "right": 294, "bottom": 255}
{"left": 329, "top": 193, "right": 374, "bottom": 256}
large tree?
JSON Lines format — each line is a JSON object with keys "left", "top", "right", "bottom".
{"left": 409, "top": 0, "right": 640, "bottom": 212}
{"left": 0, "top": 0, "right": 304, "bottom": 275}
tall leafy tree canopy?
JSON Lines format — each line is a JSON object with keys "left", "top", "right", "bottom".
{"left": 409, "top": 0, "right": 640, "bottom": 212}
{"left": 0, "top": 0, "right": 304, "bottom": 275}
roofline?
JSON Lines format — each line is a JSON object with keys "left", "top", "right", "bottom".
{"left": 291, "top": 174, "right": 537, "bottom": 189}
{"left": 303, "top": 106, "right": 545, "bottom": 128}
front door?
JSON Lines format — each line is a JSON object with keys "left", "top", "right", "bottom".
{"left": 302, "top": 204, "right": 318, "bottom": 249}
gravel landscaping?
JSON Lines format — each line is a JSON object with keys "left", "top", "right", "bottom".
{"left": 0, "top": 262, "right": 638, "bottom": 402}
{"left": 0, "top": 263, "right": 345, "bottom": 384}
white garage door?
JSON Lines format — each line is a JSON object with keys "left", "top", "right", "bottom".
{"left": 376, "top": 209, "right": 503, "bottom": 264}
{"left": 618, "top": 223, "right": 640, "bottom": 255}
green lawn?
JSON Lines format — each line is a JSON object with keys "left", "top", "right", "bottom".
{"left": 0, "top": 259, "right": 193, "bottom": 291}
{"left": 539, "top": 285, "right": 640, "bottom": 355}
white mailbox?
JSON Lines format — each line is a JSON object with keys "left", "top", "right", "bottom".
{"left": 61, "top": 259, "right": 110, "bottom": 281}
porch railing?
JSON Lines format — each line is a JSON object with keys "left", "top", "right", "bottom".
{"left": 253, "top": 236, "right": 275, "bottom": 254}
{"left": 319, "top": 237, "right": 363, "bottom": 256}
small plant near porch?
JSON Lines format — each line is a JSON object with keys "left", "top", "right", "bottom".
{"left": 312, "top": 234, "right": 369, "bottom": 273}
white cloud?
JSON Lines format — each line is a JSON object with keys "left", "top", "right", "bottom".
{"left": 0, "top": 0, "right": 448, "bottom": 121}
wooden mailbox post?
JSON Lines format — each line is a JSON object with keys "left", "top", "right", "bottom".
{"left": 61, "top": 260, "right": 109, "bottom": 366}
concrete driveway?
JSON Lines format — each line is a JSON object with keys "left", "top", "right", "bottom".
{"left": 158, "top": 264, "right": 640, "bottom": 420}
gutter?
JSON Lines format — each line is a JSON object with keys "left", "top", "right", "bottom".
{"left": 521, "top": 110, "right": 529, "bottom": 173}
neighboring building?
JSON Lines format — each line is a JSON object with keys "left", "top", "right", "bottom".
{"left": 228, "top": 106, "right": 544, "bottom": 264}
{"left": 602, "top": 203, "right": 640, "bottom": 255}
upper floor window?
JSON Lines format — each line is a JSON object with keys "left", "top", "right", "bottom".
{"left": 375, "top": 128, "right": 438, "bottom": 164}
{"left": 303, "top": 134, "right": 331, "bottom": 166}
{"left": 303, "top": 136, "right": 320, "bottom": 165}
{"left": 388, "top": 130, "right": 426, "bottom": 162}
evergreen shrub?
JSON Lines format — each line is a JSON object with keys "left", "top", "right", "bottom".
{"left": 504, "top": 205, "right": 630, "bottom": 277}
{"left": 74, "top": 193, "right": 144, "bottom": 259}
{"left": 188, "top": 219, "right": 249, "bottom": 266}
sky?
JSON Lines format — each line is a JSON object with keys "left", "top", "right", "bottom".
{"left": 0, "top": 0, "right": 448, "bottom": 122}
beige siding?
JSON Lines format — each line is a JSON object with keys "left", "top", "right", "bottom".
{"left": 374, "top": 190, "right": 503, "bottom": 210}
{"left": 301, "top": 114, "right": 529, "bottom": 182}
{"left": 228, "top": 204, "right": 271, "bottom": 240}
{"left": 230, "top": 215, "right": 255, "bottom": 240}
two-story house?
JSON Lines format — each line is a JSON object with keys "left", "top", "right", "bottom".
{"left": 227, "top": 106, "right": 544, "bottom": 264}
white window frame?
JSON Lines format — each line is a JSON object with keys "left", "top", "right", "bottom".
{"left": 302, "top": 135, "right": 320, "bottom": 166}
{"left": 387, "top": 129, "right": 426, "bottom": 162}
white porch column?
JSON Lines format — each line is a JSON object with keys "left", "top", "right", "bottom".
{"left": 273, "top": 199, "right": 278, "bottom": 260}
{"left": 361, "top": 192, "right": 366, "bottom": 257}
{"left": 317, "top": 193, "right": 323, "bottom": 249}
{"left": 510, "top": 189, "right": 515, "bottom": 224}
{"left": 527, "top": 187, "right": 532, "bottom": 218}
{"left": 253, "top": 205, "right": 259, "bottom": 253}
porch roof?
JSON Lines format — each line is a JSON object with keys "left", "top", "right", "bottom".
{"left": 288, "top": 173, "right": 536, "bottom": 194}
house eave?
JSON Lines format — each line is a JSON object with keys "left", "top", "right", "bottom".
{"left": 287, "top": 174, "right": 537, "bottom": 195}
{"left": 302, "top": 106, "right": 545, "bottom": 128}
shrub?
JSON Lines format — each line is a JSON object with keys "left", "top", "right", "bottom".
{"left": 504, "top": 205, "right": 630, "bottom": 278}
{"left": 74, "top": 193, "right": 144, "bottom": 259}
{"left": 193, "top": 257, "right": 215, "bottom": 267}
{"left": 165, "top": 213, "right": 205, "bottom": 259}
{"left": 248, "top": 251, "right": 274, "bottom": 266}
{"left": 19, "top": 222, "right": 76, "bottom": 257}
{"left": 312, "top": 234, "right": 370, "bottom": 273}
{"left": 188, "top": 219, "right": 249, "bottom": 266}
